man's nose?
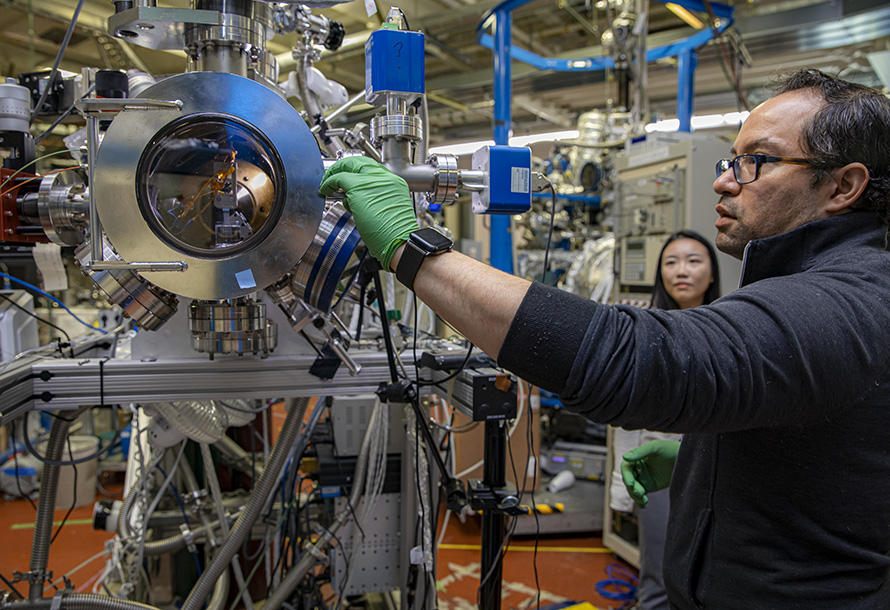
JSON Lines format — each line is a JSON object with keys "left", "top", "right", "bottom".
{"left": 714, "top": 167, "right": 740, "bottom": 195}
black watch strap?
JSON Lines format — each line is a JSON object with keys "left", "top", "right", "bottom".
{"left": 395, "top": 228, "right": 453, "bottom": 291}
{"left": 396, "top": 239, "right": 426, "bottom": 292}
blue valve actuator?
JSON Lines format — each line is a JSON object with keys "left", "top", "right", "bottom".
{"left": 471, "top": 145, "right": 532, "bottom": 215}
{"left": 365, "top": 28, "right": 425, "bottom": 106}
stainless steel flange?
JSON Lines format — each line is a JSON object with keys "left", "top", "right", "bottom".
{"left": 93, "top": 71, "right": 324, "bottom": 300}
{"left": 189, "top": 299, "right": 277, "bottom": 358}
{"left": 75, "top": 238, "right": 179, "bottom": 331}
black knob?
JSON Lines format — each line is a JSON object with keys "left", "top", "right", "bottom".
{"left": 96, "top": 69, "right": 129, "bottom": 99}
{"left": 325, "top": 21, "right": 345, "bottom": 51}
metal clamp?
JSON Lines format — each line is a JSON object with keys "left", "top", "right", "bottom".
{"left": 426, "top": 153, "right": 459, "bottom": 205}
{"left": 303, "top": 541, "right": 330, "bottom": 566}
{"left": 180, "top": 524, "right": 198, "bottom": 554}
{"left": 50, "top": 590, "right": 64, "bottom": 610}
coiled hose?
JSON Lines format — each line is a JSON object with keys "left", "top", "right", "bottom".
{"left": 181, "top": 396, "right": 310, "bottom": 610}
{"left": 142, "top": 517, "right": 229, "bottom": 557}
{"left": 298, "top": 53, "right": 346, "bottom": 156}
{"left": 29, "top": 405, "right": 90, "bottom": 600}
{"left": 205, "top": 567, "right": 229, "bottom": 610}
{"left": 2, "top": 594, "right": 157, "bottom": 610}
{"left": 262, "top": 396, "right": 379, "bottom": 610}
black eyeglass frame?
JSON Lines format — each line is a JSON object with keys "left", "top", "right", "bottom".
{"left": 715, "top": 154, "right": 813, "bottom": 184}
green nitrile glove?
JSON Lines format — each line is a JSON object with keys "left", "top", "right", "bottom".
{"left": 620, "top": 439, "right": 681, "bottom": 508}
{"left": 318, "top": 156, "right": 419, "bottom": 272}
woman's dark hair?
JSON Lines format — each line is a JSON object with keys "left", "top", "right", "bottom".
{"left": 773, "top": 69, "right": 890, "bottom": 227}
{"left": 650, "top": 230, "right": 721, "bottom": 310}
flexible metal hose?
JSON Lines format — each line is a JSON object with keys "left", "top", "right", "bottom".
{"left": 205, "top": 567, "right": 229, "bottom": 610}
{"left": 299, "top": 54, "right": 346, "bottom": 155}
{"left": 263, "top": 397, "right": 378, "bottom": 610}
{"left": 2, "top": 594, "right": 157, "bottom": 610}
{"left": 29, "top": 405, "right": 90, "bottom": 600}
{"left": 142, "top": 517, "right": 227, "bottom": 556}
{"left": 181, "top": 397, "right": 310, "bottom": 610}
{"left": 61, "top": 595, "right": 156, "bottom": 610}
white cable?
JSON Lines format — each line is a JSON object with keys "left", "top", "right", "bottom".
{"left": 44, "top": 550, "right": 109, "bottom": 592}
{"left": 403, "top": 290, "right": 415, "bottom": 329}
{"left": 135, "top": 440, "right": 188, "bottom": 575}
{"left": 0, "top": 343, "right": 62, "bottom": 375}
{"left": 339, "top": 396, "right": 389, "bottom": 597}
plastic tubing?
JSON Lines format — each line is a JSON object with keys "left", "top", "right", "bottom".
{"left": 117, "top": 450, "right": 164, "bottom": 540}
{"left": 180, "top": 397, "right": 310, "bottom": 610}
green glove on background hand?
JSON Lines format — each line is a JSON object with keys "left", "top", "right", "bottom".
{"left": 318, "top": 156, "right": 419, "bottom": 272}
{"left": 620, "top": 439, "right": 681, "bottom": 508}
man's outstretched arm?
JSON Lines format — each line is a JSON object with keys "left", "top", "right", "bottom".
{"left": 389, "top": 245, "right": 532, "bottom": 358}
{"left": 319, "top": 156, "right": 532, "bottom": 358}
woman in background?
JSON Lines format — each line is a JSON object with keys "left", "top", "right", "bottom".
{"left": 617, "top": 230, "right": 721, "bottom": 610}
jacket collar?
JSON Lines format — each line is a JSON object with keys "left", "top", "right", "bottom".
{"left": 738, "top": 211, "right": 888, "bottom": 287}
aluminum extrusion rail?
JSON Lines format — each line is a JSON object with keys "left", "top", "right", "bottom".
{"left": 0, "top": 351, "right": 400, "bottom": 425}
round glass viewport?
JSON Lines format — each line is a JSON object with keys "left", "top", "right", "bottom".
{"left": 137, "top": 115, "right": 283, "bottom": 257}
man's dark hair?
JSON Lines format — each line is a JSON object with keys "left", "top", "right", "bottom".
{"left": 650, "top": 230, "right": 721, "bottom": 311}
{"left": 773, "top": 69, "right": 890, "bottom": 226}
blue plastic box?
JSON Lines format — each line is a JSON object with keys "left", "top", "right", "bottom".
{"left": 365, "top": 28, "right": 425, "bottom": 106}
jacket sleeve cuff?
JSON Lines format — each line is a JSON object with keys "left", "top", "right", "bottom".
{"left": 497, "top": 282, "right": 599, "bottom": 393}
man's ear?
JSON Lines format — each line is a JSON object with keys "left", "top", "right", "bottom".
{"left": 825, "top": 162, "right": 870, "bottom": 214}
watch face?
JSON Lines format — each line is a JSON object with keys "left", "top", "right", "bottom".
{"left": 412, "top": 228, "right": 453, "bottom": 253}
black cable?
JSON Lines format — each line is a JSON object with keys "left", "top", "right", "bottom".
{"left": 29, "top": 0, "right": 86, "bottom": 125}
{"left": 475, "top": 515, "right": 519, "bottom": 607}
{"left": 0, "top": 292, "right": 73, "bottom": 352}
{"left": 398, "top": 8, "right": 412, "bottom": 30}
{"left": 413, "top": 413, "right": 427, "bottom": 605}
{"left": 416, "top": 344, "right": 474, "bottom": 387}
{"left": 24, "top": 416, "right": 119, "bottom": 466}
{"left": 33, "top": 84, "right": 96, "bottom": 145}
{"left": 10, "top": 420, "right": 37, "bottom": 510}
{"left": 542, "top": 186, "right": 557, "bottom": 285}
{"left": 355, "top": 282, "right": 366, "bottom": 342}
{"left": 0, "top": 572, "right": 25, "bottom": 599}
{"left": 24, "top": 363, "right": 121, "bottom": 466}
{"left": 50, "top": 435, "right": 78, "bottom": 545}
{"left": 331, "top": 528, "right": 352, "bottom": 610}
{"left": 372, "top": 270, "right": 401, "bottom": 383}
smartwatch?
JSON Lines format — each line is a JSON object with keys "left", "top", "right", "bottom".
{"left": 395, "top": 227, "right": 453, "bottom": 291}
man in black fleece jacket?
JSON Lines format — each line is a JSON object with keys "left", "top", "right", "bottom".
{"left": 319, "top": 69, "right": 890, "bottom": 609}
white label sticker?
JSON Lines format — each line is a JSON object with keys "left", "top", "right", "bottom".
{"left": 32, "top": 243, "right": 68, "bottom": 291}
{"left": 235, "top": 269, "right": 256, "bottom": 289}
{"left": 364, "top": 0, "right": 376, "bottom": 18}
{"left": 511, "top": 167, "right": 530, "bottom": 193}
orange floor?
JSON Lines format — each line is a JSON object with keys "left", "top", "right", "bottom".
{"left": 436, "top": 514, "right": 636, "bottom": 610}
{"left": 1, "top": 486, "right": 635, "bottom": 610}
{"left": 0, "top": 485, "right": 119, "bottom": 596}
{"left": 2, "top": 410, "right": 636, "bottom": 610}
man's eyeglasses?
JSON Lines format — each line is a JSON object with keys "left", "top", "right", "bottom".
{"left": 715, "top": 154, "right": 813, "bottom": 184}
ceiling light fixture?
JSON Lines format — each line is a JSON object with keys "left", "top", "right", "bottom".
{"left": 665, "top": 3, "right": 705, "bottom": 29}
{"left": 429, "top": 113, "right": 750, "bottom": 155}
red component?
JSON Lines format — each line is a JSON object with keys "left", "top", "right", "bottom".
{"left": 0, "top": 167, "right": 50, "bottom": 244}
